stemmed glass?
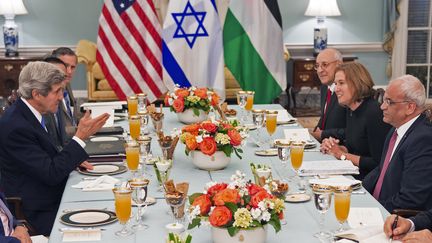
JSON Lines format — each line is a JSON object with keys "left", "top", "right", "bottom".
{"left": 127, "top": 95, "right": 138, "bottom": 116}
{"left": 137, "top": 136, "right": 152, "bottom": 176}
{"left": 252, "top": 109, "right": 265, "bottom": 146}
{"left": 236, "top": 91, "right": 248, "bottom": 123}
{"left": 290, "top": 141, "right": 305, "bottom": 190}
{"left": 334, "top": 186, "right": 352, "bottom": 233}
{"left": 137, "top": 93, "right": 147, "bottom": 113}
{"left": 128, "top": 178, "right": 150, "bottom": 230}
{"left": 312, "top": 184, "right": 333, "bottom": 239}
{"left": 165, "top": 191, "right": 186, "bottom": 223}
{"left": 113, "top": 187, "right": 133, "bottom": 236}
{"left": 129, "top": 115, "right": 141, "bottom": 141}
{"left": 125, "top": 142, "right": 140, "bottom": 177}
{"left": 265, "top": 111, "right": 278, "bottom": 146}
{"left": 153, "top": 158, "right": 171, "bottom": 191}
{"left": 244, "top": 91, "right": 255, "bottom": 122}
{"left": 276, "top": 141, "right": 291, "bottom": 181}
{"left": 138, "top": 111, "right": 149, "bottom": 136}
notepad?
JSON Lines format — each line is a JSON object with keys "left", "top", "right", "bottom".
{"left": 62, "top": 228, "right": 101, "bottom": 242}
{"left": 334, "top": 226, "right": 401, "bottom": 243}
{"left": 299, "top": 160, "right": 359, "bottom": 176}
{"left": 348, "top": 207, "right": 384, "bottom": 229}
{"left": 284, "top": 128, "right": 310, "bottom": 142}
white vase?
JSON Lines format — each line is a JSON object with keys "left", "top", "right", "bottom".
{"left": 191, "top": 151, "right": 231, "bottom": 171}
{"left": 176, "top": 109, "right": 208, "bottom": 124}
{"left": 211, "top": 226, "right": 267, "bottom": 243}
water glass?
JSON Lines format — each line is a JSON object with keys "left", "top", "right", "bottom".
{"left": 137, "top": 93, "right": 147, "bottom": 113}
{"left": 312, "top": 184, "right": 333, "bottom": 239}
{"left": 237, "top": 91, "right": 248, "bottom": 123}
{"left": 129, "top": 178, "right": 150, "bottom": 230}
{"left": 127, "top": 95, "right": 138, "bottom": 116}
{"left": 334, "top": 186, "right": 352, "bottom": 233}
{"left": 138, "top": 111, "right": 149, "bottom": 136}
{"left": 113, "top": 187, "right": 133, "bottom": 236}
{"left": 276, "top": 141, "right": 291, "bottom": 180}
{"left": 252, "top": 109, "right": 265, "bottom": 146}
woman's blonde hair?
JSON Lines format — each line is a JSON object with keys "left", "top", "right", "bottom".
{"left": 335, "top": 62, "right": 375, "bottom": 102}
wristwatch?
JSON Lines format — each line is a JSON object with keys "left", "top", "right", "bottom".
{"left": 340, "top": 153, "right": 346, "bottom": 161}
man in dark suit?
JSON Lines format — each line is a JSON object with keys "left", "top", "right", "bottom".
{"left": 0, "top": 193, "right": 31, "bottom": 243}
{"left": 363, "top": 75, "right": 432, "bottom": 213}
{"left": 384, "top": 210, "right": 432, "bottom": 242}
{"left": 52, "top": 47, "right": 79, "bottom": 144}
{"left": 0, "top": 62, "right": 109, "bottom": 235}
{"left": 310, "top": 48, "right": 346, "bottom": 141}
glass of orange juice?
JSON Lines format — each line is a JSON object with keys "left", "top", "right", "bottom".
{"left": 334, "top": 186, "right": 352, "bottom": 233}
{"left": 125, "top": 142, "right": 140, "bottom": 176}
{"left": 245, "top": 91, "right": 255, "bottom": 122}
{"left": 127, "top": 95, "right": 138, "bottom": 116}
{"left": 291, "top": 141, "right": 306, "bottom": 190}
{"left": 113, "top": 187, "right": 133, "bottom": 236}
{"left": 129, "top": 115, "right": 141, "bottom": 140}
{"left": 265, "top": 111, "right": 278, "bottom": 146}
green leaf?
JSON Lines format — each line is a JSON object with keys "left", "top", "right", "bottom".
{"left": 221, "top": 145, "right": 232, "bottom": 157}
{"left": 188, "top": 218, "right": 201, "bottom": 230}
{"left": 250, "top": 220, "right": 261, "bottom": 228}
{"left": 185, "top": 234, "right": 192, "bottom": 243}
{"left": 268, "top": 214, "right": 281, "bottom": 233}
{"left": 227, "top": 226, "right": 240, "bottom": 237}
{"left": 234, "top": 148, "right": 243, "bottom": 159}
{"left": 189, "top": 192, "right": 203, "bottom": 204}
{"left": 193, "top": 108, "right": 200, "bottom": 116}
{"left": 168, "top": 233, "right": 175, "bottom": 241}
{"left": 224, "top": 202, "right": 238, "bottom": 212}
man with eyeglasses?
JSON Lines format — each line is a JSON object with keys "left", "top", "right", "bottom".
{"left": 310, "top": 48, "right": 346, "bottom": 141}
{"left": 363, "top": 75, "right": 432, "bottom": 213}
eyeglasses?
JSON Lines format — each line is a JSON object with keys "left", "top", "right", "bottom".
{"left": 314, "top": 60, "right": 338, "bottom": 70}
{"left": 383, "top": 98, "right": 411, "bottom": 106}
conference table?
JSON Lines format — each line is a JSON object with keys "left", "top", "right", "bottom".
{"left": 48, "top": 104, "right": 389, "bottom": 243}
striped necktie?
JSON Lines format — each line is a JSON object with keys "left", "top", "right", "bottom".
{"left": 63, "top": 90, "right": 76, "bottom": 126}
{"left": 0, "top": 199, "right": 14, "bottom": 235}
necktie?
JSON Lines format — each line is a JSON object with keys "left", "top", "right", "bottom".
{"left": 0, "top": 198, "right": 14, "bottom": 235}
{"left": 321, "top": 89, "right": 332, "bottom": 129}
{"left": 63, "top": 90, "right": 76, "bottom": 126}
{"left": 41, "top": 116, "right": 47, "bottom": 131}
{"left": 373, "top": 130, "right": 398, "bottom": 199}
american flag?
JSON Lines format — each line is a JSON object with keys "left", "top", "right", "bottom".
{"left": 96, "top": 0, "right": 167, "bottom": 102}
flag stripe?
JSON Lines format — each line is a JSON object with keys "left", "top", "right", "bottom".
{"left": 162, "top": 40, "right": 191, "bottom": 88}
{"left": 264, "top": 0, "right": 282, "bottom": 28}
{"left": 224, "top": 9, "right": 282, "bottom": 104}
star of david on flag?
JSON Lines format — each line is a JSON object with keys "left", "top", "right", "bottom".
{"left": 162, "top": 0, "right": 225, "bottom": 100}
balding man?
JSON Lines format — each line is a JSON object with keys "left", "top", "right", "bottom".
{"left": 0, "top": 62, "right": 109, "bottom": 235}
{"left": 363, "top": 75, "right": 432, "bottom": 213}
{"left": 310, "top": 48, "right": 346, "bottom": 141}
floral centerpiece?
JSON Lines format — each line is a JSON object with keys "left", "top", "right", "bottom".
{"left": 188, "top": 171, "right": 284, "bottom": 242}
{"left": 165, "top": 86, "right": 220, "bottom": 124}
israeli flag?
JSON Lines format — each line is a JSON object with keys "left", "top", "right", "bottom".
{"left": 162, "top": 0, "right": 225, "bottom": 100}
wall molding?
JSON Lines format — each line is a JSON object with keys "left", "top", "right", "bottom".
{"left": 285, "top": 42, "right": 384, "bottom": 56}
{"left": 0, "top": 45, "right": 76, "bottom": 57}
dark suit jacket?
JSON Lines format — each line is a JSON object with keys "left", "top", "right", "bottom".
{"left": 44, "top": 110, "right": 66, "bottom": 150}
{"left": 411, "top": 209, "right": 432, "bottom": 231}
{"left": 0, "top": 193, "right": 19, "bottom": 243}
{"left": 316, "top": 85, "right": 346, "bottom": 140}
{"left": 363, "top": 114, "right": 432, "bottom": 212}
{"left": 0, "top": 99, "right": 88, "bottom": 235}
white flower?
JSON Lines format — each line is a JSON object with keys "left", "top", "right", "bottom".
{"left": 258, "top": 201, "right": 267, "bottom": 211}
{"left": 191, "top": 86, "right": 197, "bottom": 91}
{"left": 260, "top": 211, "right": 271, "bottom": 222}
{"left": 215, "top": 133, "right": 230, "bottom": 145}
{"left": 196, "top": 136, "right": 203, "bottom": 143}
{"left": 250, "top": 208, "right": 262, "bottom": 220}
{"left": 188, "top": 205, "right": 201, "bottom": 222}
{"left": 209, "top": 206, "right": 216, "bottom": 215}
{"left": 168, "top": 97, "right": 174, "bottom": 106}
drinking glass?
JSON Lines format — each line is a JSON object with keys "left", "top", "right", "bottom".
{"left": 137, "top": 93, "right": 148, "bottom": 113}
{"left": 237, "top": 91, "right": 248, "bottom": 123}
{"left": 276, "top": 141, "right": 291, "bottom": 181}
{"left": 244, "top": 91, "right": 255, "bottom": 122}
{"left": 151, "top": 113, "right": 164, "bottom": 132}
{"left": 125, "top": 142, "right": 140, "bottom": 176}
{"left": 138, "top": 111, "right": 149, "bottom": 136}
{"left": 127, "top": 95, "right": 138, "bottom": 116}
{"left": 312, "top": 184, "right": 333, "bottom": 239}
{"left": 165, "top": 192, "right": 186, "bottom": 223}
{"left": 153, "top": 159, "right": 171, "bottom": 191}
{"left": 129, "top": 115, "right": 141, "bottom": 140}
{"left": 290, "top": 141, "right": 305, "bottom": 190}
{"left": 113, "top": 187, "right": 133, "bottom": 236}
{"left": 137, "top": 136, "right": 152, "bottom": 174}
{"left": 128, "top": 178, "right": 150, "bottom": 230}
{"left": 252, "top": 109, "right": 265, "bottom": 146}
{"left": 265, "top": 111, "right": 278, "bottom": 146}
{"left": 334, "top": 186, "right": 352, "bottom": 233}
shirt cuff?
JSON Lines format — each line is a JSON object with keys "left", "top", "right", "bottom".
{"left": 407, "top": 219, "right": 415, "bottom": 233}
{"left": 72, "top": 136, "right": 86, "bottom": 148}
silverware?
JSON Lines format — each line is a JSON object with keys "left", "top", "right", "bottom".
{"left": 59, "top": 227, "right": 106, "bottom": 232}
{"left": 352, "top": 190, "right": 366, "bottom": 195}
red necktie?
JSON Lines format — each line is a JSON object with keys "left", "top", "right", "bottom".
{"left": 321, "top": 89, "right": 332, "bottom": 129}
{"left": 373, "top": 130, "right": 398, "bottom": 200}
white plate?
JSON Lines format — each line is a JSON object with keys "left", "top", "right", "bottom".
{"left": 90, "top": 136, "right": 119, "bottom": 142}
{"left": 91, "top": 165, "right": 119, "bottom": 173}
{"left": 60, "top": 209, "right": 117, "bottom": 227}
{"left": 70, "top": 211, "right": 110, "bottom": 223}
{"left": 254, "top": 149, "right": 278, "bottom": 156}
{"left": 78, "top": 163, "right": 127, "bottom": 176}
{"left": 285, "top": 193, "right": 311, "bottom": 203}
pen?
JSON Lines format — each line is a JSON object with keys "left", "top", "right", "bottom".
{"left": 389, "top": 215, "right": 399, "bottom": 242}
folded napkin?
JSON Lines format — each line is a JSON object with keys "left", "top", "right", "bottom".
{"left": 309, "top": 175, "right": 361, "bottom": 187}
{"left": 72, "top": 175, "right": 120, "bottom": 191}
{"left": 299, "top": 160, "right": 359, "bottom": 176}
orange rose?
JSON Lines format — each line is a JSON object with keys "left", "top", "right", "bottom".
{"left": 172, "top": 98, "right": 185, "bottom": 112}
{"left": 209, "top": 206, "right": 232, "bottom": 227}
{"left": 227, "top": 129, "right": 242, "bottom": 146}
{"left": 247, "top": 183, "right": 266, "bottom": 196}
{"left": 213, "top": 188, "right": 240, "bottom": 206}
{"left": 175, "top": 88, "right": 190, "bottom": 98}
{"left": 201, "top": 121, "right": 218, "bottom": 133}
{"left": 207, "top": 183, "right": 228, "bottom": 197}
{"left": 279, "top": 211, "right": 284, "bottom": 220}
{"left": 211, "top": 92, "right": 220, "bottom": 106}
{"left": 199, "top": 137, "right": 217, "bottom": 156}
{"left": 250, "top": 190, "right": 271, "bottom": 208}
{"left": 194, "top": 88, "right": 208, "bottom": 99}
{"left": 192, "top": 194, "right": 212, "bottom": 215}
{"left": 183, "top": 132, "right": 198, "bottom": 151}
{"left": 221, "top": 122, "right": 233, "bottom": 130}
{"left": 182, "top": 124, "right": 200, "bottom": 136}
{"left": 164, "top": 94, "right": 170, "bottom": 106}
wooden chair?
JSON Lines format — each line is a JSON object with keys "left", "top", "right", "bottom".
{"left": 392, "top": 209, "right": 422, "bottom": 218}
{"left": 6, "top": 197, "right": 37, "bottom": 236}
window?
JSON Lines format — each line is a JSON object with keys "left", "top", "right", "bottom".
{"left": 393, "top": 0, "right": 432, "bottom": 97}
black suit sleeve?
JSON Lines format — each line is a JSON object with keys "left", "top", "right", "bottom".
{"left": 412, "top": 210, "right": 432, "bottom": 231}
{"left": 0, "top": 237, "right": 20, "bottom": 243}
{"left": 358, "top": 108, "right": 391, "bottom": 174}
